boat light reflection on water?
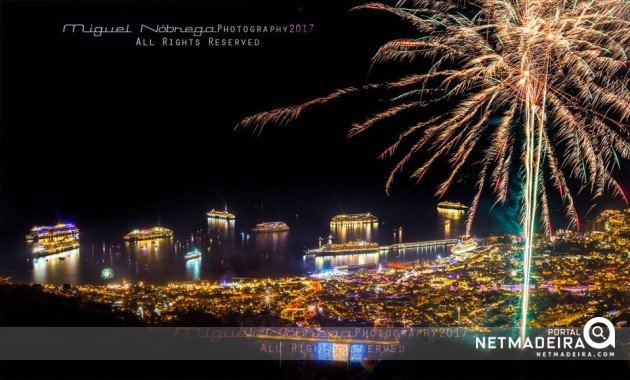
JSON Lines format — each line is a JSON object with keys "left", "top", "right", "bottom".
{"left": 313, "top": 252, "right": 380, "bottom": 272}
{"left": 329, "top": 213, "right": 378, "bottom": 244}
{"left": 32, "top": 248, "right": 81, "bottom": 284}
{"left": 437, "top": 208, "right": 466, "bottom": 239}
{"left": 185, "top": 256, "right": 201, "bottom": 281}
{"left": 330, "top": 223, "right": 377, "bottom": 244}
{"left": 207, "top": 218, "right": 235, "bottom": 245}
{"left": 17, "top": 201, "right": 464, "bottom": 284}
{"left": 255, "top": 231, "right": 289, "bottom": 255}
{"left": 437, "top": 208, "right": 465, "bottom": 219}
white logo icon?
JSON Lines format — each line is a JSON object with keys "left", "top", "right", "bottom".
{"left": 583, "top": 317, "right": 615, "bottom": 349}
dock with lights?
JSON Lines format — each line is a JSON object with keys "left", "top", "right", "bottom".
{"left": 306, "top": 239, "right": 461, "bottom": 256}
{"left": 306, "top": 241, "right": 379, "bottom": 256}
{"left": 384, "top": 239, "right": 459, "bottom": 250}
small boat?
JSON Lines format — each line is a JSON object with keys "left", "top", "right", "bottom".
{"left": 184, "top": 249, "right": 202, "bottom": 260}
{"left": 58, "top": 257, "right": 66, "bottom": 261}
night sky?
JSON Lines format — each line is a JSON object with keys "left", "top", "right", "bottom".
{"left": 1, "top": 2, "right": 629, "bottom": 378}
{"left": 1, "top": 0, "right": 628, "bottom": 244}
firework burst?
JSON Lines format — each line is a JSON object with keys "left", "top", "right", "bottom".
{"left": 238, "top": 0, "right": 630, "bottom": 338}
{"left": 100, "top": 267, "right": 115, "bottom": 280}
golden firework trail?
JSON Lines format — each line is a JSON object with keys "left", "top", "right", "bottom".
{"left": 238, "top": 0, "right": 630, "bottom": 339}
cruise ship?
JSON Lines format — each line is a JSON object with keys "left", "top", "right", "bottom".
{"left": 124, "top": 227, "right": 173, "bottom": 242}
{"left": 251, "top": 222, "right": 290, "bottom": 233}
{"left": 306, "top": 240, "right": 379, "bottom": 256}
{"left": 450, "top": 236, "right": 478, "bottom": 254}
{"left": 184, "top": 249, "right": 202, "bottom": 260}
{"left": 330, "top": 213, "right": 378, "bottom": 225}
{"left": 206, "top": 209, "right": 236, "bottom": 220}
{"left": 437, "top": 201, "right": 468, "bottom": 211}
{"left": 26, "top": 223, "right": 80, "bottom": 257}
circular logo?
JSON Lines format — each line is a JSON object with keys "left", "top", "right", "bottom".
{"left": 583, "top": 317, "right": 615, "bottom": 349}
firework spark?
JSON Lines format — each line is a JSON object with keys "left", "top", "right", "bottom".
{"left": 238, "top": 0, "right": 630, "bottom": 338}
{"left": 263, "top": 289, "right": 274, "bottom": 309}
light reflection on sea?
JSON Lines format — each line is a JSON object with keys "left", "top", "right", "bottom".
{"left": 1, "top": 202, "right": 468, "bottom": 285}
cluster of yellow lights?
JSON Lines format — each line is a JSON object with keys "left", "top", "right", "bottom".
{"left": 206, "top": 209, "right": 236, "bottom": 220}
{"left": 321, "top": 241, "right": 379, "bottom": 252}
{"left": 437, "top": 201, "right": 468, "bottom": 210}
{"left": 251, "top": 222, "right": 290, "bottom": 232}
{"left": 27, "top": 223, "right": 80, "bottom": 255}
{"left": 330, "top": 213, "right": 378, "bottom": 225}
{"left": 34, "top": 240, "right": 80, "bottom": 255}
{"left": 26, "top": 223, "right": 79, "bottom": 241}
{"left": 124, "top": 227, "right": 174, "bottom": 241}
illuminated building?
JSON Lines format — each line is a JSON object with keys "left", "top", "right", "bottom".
{"left": 330, "top": 213, "right": 377, "bottom": 226}
{"left": 26, "top": 223, "right": 80, "bottom": 256}
{"left": 206, "top": 209, "right": 236, "bottom": 220}
{"left": 124, "top": 227, "right": 173, "bottom": 241}
{"left": 251, "top": 222, "right": 290, "bottom": 233}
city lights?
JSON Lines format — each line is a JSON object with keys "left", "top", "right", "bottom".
{"left": 239, "top": 0, "right": 630, "bottom": 340}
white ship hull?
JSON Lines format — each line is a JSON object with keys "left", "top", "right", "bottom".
{"left": 450, "top": 240, "right": 478, "bottom": 254}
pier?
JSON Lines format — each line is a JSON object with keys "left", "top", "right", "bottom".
{"left": 306, "top": 239, "right": 459, "bottom": 255}
{"left": 382, "top": 239, "right": 459, "bottom": 251}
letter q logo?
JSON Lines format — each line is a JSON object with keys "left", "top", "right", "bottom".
{"left": 583, "top": 317, "right": 615, "bottom": 349}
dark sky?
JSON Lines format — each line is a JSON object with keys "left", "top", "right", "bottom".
{"left": 0, "top": 0, "right": 416, "bottom": 235}
{"left": 1, "top": 0, "right": 628, "bottom": 241}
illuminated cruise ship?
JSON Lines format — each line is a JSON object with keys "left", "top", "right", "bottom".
{"left": 124, "top": 227, "right": 173, "bottom": 242}
{"left": 330, "top": 213, "right": 378, "bottom": 225}
{"left": 306, "top": 240, "right": 379, "bottom": 256}
{"left": 437, "top": 201, "right": 468, "bottom": 211}
{"left": 206, "top": 209, "right": 236, "bottom": 220}
{"left": 450, "top": 236, "right": 478, "bottom": 254}
{"left": 251, "top": 222, "right": 290, "bottom": 233}
{"left": 26, "top": 223, "right": 80, "bottom": 257}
